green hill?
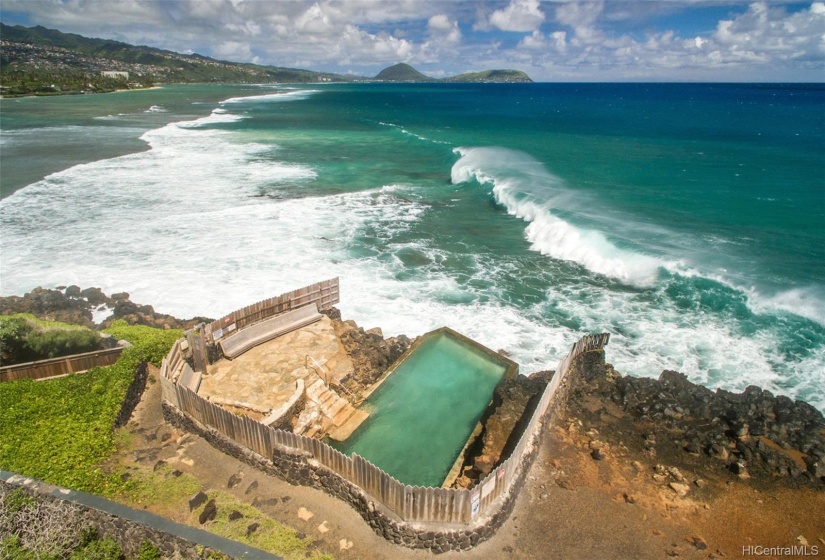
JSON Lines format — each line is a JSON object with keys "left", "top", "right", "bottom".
{"left": 0, "top": 24, "right": 534, "bottom": 97}
{"left": 0, "top": 23, "right": 354, "bottom": 96}
{"left": 443, "top": 69, "right": 533, "bottom": 83}
{"left": 374, "top": 63, "right": 437, "bottom": 82}
{"left": 374, "top": 63, "right": 533, "bottom": 83}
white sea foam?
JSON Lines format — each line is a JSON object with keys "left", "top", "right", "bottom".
{"left": 451, "top": 147, "right": 662, "bottom": 285}
{"left": 1, "top": 102, "right": 822, "bottom": 412}
{"left": 746, "top": 286, "right": 825, "bottom": 326}
{"left": 221, "top": 90, "right": 320, "bottom": 105}
{"left": 378, "top": 121, "right": 451, "bottom": 145}
{"left": 145, "top": 105, "right": 167, "bottom": 113}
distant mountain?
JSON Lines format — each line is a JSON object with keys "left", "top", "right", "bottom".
{"left": 0, "top": 23, "right": 354, "bottom": 96}
{"left": 374, "top": 63, "right": 532, "bottom": 84}
{"left": 443, "top": 69, "right": 532, "bottom": 83}
{"left": 374, "top": 63, "right": 437, "bottom": 82}
{"left": 0, "top": 23, "right": 534, "bottom": 97}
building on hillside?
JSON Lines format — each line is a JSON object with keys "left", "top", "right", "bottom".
{"left": 101, "top": 71, "right": 129, "bottom": 79}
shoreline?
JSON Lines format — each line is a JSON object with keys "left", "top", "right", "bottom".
{"left": 2, "top": 285, "right": 823, "bottom": 558}
{"left": 0, "top": 84, "right": 161, "bottom": 99}
{"left": 0, "top": 286, "right": 825, "bottom": 483}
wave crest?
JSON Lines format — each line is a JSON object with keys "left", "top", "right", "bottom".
{"left": 451, "top": 147, "right": 662, "bottom": 285}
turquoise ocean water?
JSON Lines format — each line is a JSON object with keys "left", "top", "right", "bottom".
{"left": 1, "top": 83, "right": 823, "bottom": 409}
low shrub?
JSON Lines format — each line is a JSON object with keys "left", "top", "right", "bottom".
{"left": 0, "top": 323, "right": 181, "bottom": 494}
{"left": 103, "top": 320, "right": 181, "bottom": 367}
{"left": 0, "top": 314, "right": 101, "bottom": 365}
{"left": 137, "top": 540, "right": 162, "bottom": 560}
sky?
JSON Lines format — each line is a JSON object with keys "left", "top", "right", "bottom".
{"left": 1, "top": 0, "right": 824, "bottom": 81}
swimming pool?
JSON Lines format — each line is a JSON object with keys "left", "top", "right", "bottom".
{"left": 332, "top": 327, "right": 517, "bottom": 487}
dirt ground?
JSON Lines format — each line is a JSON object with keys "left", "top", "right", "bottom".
{"left": 112, "top": 368, "right": 825, "bottom": 560}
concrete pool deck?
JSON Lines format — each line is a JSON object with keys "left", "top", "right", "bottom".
{"left": 198, "top": 316, "right": 364, "bottom": 436}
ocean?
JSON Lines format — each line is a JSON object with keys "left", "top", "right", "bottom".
{"left": 1, "top": 83, "right": 823, "bottom": 410}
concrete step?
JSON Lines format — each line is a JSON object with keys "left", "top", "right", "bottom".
{"left": 331, "top": 405, "right": 354, "bottom": 427}
{"left": 326, "top": 398, "right": 348, "bottom": 420}
{"left": 306, "top": 378, "right": 325, "bottom": 396}
{"left": 329, "top": 409, "right": 369, "bottom": 441}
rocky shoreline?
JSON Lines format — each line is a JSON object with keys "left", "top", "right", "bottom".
{"left": 4, "top": 285, "right": 823, "bottom": 492}
{"left": 0, "top": 286, "right": 212, "bottom": 330}
{"left": 567, "top": 351, "right": 825, "bottom": 488}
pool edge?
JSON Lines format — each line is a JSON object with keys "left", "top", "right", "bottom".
{"left": 360, "top": 326, "right": 519, "bottom": 402}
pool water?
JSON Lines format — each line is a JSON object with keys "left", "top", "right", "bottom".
{"left": 332, "top": 329, "right": 512, "bottom": 487}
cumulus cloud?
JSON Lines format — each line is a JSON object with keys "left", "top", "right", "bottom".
{"left": 428, "top": 14, "right": 461, "bottom": 44}
{"left": 518, "top": 30, "right": 566, "bottom": 52}
{"left": 712, "top": 1, "right": 825, "bottom": 60}
{"left": 554, "top": 0, "right": 605, "bottom": 43}
{"left": 213, "top": 40, "right": 258, "bottom": 63}
{"left": 1, "top": 0, "right": 823, "bottom": 81}
{"left": 489, "top": 0, "right": 545, "bottom": 32}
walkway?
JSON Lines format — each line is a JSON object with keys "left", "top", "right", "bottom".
{"left": 200, "top": 316, "right": 353, "bottom": 412}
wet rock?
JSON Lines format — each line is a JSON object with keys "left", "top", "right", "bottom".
{"left": 0, "top": 287, "right": 94, "bottom": 327}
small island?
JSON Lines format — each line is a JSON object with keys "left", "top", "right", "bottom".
{"left": 373, "top": 63, "right": 532, "bottom": 83}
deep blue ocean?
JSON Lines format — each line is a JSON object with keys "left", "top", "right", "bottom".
{"left": 1, "top": 83, "right": 823, "bottom": 409}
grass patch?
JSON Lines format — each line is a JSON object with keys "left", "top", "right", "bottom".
{"left": 205, "top": 493, "right": 333, "bottom": 560}
{"left": 116, "top": 466, "right": 334, "bottom": 560}
{"left": 2, "top": 313, "right": 92, "bottom": 331}
{"left": 0, "top": 323, "right": 181, "bottom": 495}
{"left": 122, "top": 466, "right": 203, "bottom": 520}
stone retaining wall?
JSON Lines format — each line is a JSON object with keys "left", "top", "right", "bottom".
{"left": 0, "top": 476, "right": 245, "bottom": 560}
{"left": 163, "top": 402, "right": 499, "bottom": 552}
{"left": 161, "top": 348, "right": 602, "bottom": 554}
{"left": 262, "top": 379, "right": 306, "bottom": 430}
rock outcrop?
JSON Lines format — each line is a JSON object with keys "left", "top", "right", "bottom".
{"left": 0, "top": 286, "right": 212, "bottom": 330}
{"left": 322, "top": 308, "right": 411, "bottom": 392}
{"left": 0, "top": 286, "right": 96, "bottom": 327}
{"left": 454, "top": 371, "right": 552, "bottom": 488}
{"left": 566, "top": 351, "right": 825, "bottom": 487}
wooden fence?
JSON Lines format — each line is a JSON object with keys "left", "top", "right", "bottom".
{"left": 160, "top": 313, "right": 609, "bottom": 525}
{"left": 205, "top": 278, "right": 339, "bottom": 343}
{"left": 0, "top": 347, "right": 125, "bottom": 383}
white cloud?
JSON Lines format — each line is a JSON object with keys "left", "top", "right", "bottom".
{"left": 213, "top": 40, "right": 258, "bottom": 63}
{"left": 489, "top": 0, "right": 545, "bottom": 33}
{"left": 555, "top": 0, "right": 605, "bottom": 43}
{"left": 427, "top": 14, "right": 461, "bottom": 44}
{"left": 518, "top": 31, "right": 546, "bottom": 50}
{"left": 295, "top": 3, "right": 333, "bottom": 34}
{"left": 711, "top": 1, "right": 825, "bottom": 61}
{"left": 2, "top": 0, "right": 823, "bottom": 81}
